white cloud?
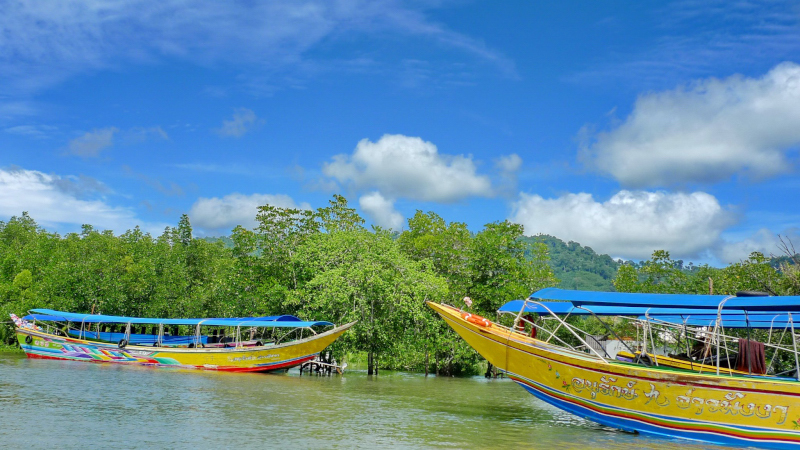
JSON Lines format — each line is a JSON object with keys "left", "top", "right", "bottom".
{"left": 189, "top": 193, "right": 310, "bottom": 232}
{"left": 323, "top": 134, "right": 493, "bottom": 202}
{"left": 714, "top": 228, "right": 800, "bottom": 264}
{"left": 68, "top": 127, "right": 118, "bottom": 157}
{"left": 216, "top": 108, "right": 262, "bottom": 138}
{"left": 359, "top": 191, "right": 404, "bottom": 230}
{"left": 0, "top": 167, "right": 160, "bottom": 233}
{"left": 510, "top": 190, "right": 734, "bottom": 260}
{"left": 581, "top": 62, "right": 800, "bottom": 187}
{"left": 495, "top": 153, "right": 522, "bottom": 173}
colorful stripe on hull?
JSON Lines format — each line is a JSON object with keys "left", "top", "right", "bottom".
{"left": 510, "top": 372, "right": 800, "bottom": 449}
{"left": 16, "top": 322, "right": 354, "bottom": 373}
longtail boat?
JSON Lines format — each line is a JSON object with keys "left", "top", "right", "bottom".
{"left": 429, "top": 289, "right": 800, "bottom": 449}
{"left": 12, "top": 309, "right": 355, "bottom": 372}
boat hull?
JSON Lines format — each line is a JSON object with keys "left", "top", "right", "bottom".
{"left": 15, "top": 322, "right": 354, "bottom": 372}
{"left": 428, "top": 302, "right": 800, "bottom": 449}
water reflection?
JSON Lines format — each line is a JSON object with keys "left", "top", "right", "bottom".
{"left": 0, "top": 353, "right": 736, "bottom": 449}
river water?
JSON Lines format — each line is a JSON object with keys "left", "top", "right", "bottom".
{"left": 0, "top": 352, "right": 730, "bottom": 449}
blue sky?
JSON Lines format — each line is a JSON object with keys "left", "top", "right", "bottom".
{"left": 2, "top": 0, "right": 800, "bottom": 265}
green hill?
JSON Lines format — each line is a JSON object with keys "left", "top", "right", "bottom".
{"left": 203, "top": 236, "right": 234, "bottom": 247}
{"left": 523, "top": 235, "right": 621, "bottom": 291}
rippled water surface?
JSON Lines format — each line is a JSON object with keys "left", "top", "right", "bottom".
{"left": 0, "top": 352, "right": 733, "bottom": 449}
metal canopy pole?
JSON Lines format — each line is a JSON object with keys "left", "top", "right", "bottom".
{"left": 683, "top": 317, "right": 694, "bottom": 372}
{"left": 715, "top": 296, "right": 735, "bottom": 376}
{"left": 789, "top": 313, "right": 800, "bottom": 382}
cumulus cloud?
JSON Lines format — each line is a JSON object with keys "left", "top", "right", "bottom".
{"left": 0, "top": 167, "right": 159, "bottom": 233}
{"left": 68, "top": 127, "right": 118, "bottom": 157}
{"left": 581, "top": 62, "right": 800, "bottom": 187}
{"left": 323, "top": 134, "right": 493, "bottom": 202}
{"left": 510, "top": 190, "right": 734, "bottom": 260}
{"left": 216, "top": 108, "right": 262, "bottom": 137}
{"left": 359, "top": 191, "right": 404, "bottom": 230}
{"left": 189, "top": 193, "right": 310, "bottom": 232}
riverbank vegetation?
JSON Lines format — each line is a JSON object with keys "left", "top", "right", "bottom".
{"left": 3, "top": 195, "right": 797, "bottom": 374}
{"left": 0, "top": 195, "right": 556, "bottom": 375}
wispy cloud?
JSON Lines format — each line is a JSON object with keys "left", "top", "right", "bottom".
{"left": 122, "top": 165, "right": 186, "bottom": 196}
{"left": 67, "top": 125, "right": 168, "bottom": 157}
{"left": 172, "top": 162, "right": 282, "bottom": 177}
{"left": 4, "top": 124, "right": 57, "bottom": 139}
{"left": 68, "top": 127, "right": 118, "bottom": 157}
{"left": 124, "top": 126, "right": 169, "bottom": 144}
{"left": 215, "top": 108, "right": 262, "bottom": 138}
{"left": 0, "top": 1, "right": 516, "bottom": 101}
{"left": 569, "top": 0, "right": 800, "bottom": 89}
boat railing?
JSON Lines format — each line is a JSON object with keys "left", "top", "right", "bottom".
{"left": 491, "top": 312, "right": 582, "bottom": 354}
{"left": 505, "top": 298, "right": 800, "bottom": 379}
{"left": 510, "top": 299, "right": 611, "bottom": 364}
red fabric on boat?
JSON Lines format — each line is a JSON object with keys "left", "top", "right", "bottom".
{"left": 735, "top": 339, "right": 766, "bottom": 374}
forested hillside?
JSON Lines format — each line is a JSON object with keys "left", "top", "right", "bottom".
{"left": 523, "top": 235, "right": 621, "bottom": 292}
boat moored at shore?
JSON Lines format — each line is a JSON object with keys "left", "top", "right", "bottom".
{"left": 12, "top": 309, "right": 354, "bottom": 372}
{"left": 429, "top": 289, "right": 800, "bottom": 449}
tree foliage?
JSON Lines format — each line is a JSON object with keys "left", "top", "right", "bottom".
{"left": 614, "top": 250, "right": 798, "bottom": 296}
{"left": 0, "top": 197, "right": 557, "bottom": 375}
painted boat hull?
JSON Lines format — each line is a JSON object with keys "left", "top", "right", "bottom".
{"left": 428, "top": 302, "right": 800, "bottom": 449}
{"left": 15, "top": 322, "right": 354, "bottom": 372}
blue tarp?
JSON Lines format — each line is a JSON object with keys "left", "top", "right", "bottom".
{"left": 528, "top": 288, "right": 800, "bottom": 312}
{"left": 28, "top": 309, "right": 333, "bottom": 328}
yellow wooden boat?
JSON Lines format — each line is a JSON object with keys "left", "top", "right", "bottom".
{"left": 12, "top": 309, "right": 354, "bottom": 372}
{"left": 429, "top": 297, "right": 800, "bottom": 449}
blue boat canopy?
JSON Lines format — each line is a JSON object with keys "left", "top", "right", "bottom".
{"left": 499, "top": 300, "right": 788, "bottom": 317}
{"left": 27, "top": 309, "right": 333, "bottom": 328}
{"left": 499, "top": 299, "right": 797, "bottom": 330}
{"left": 528, "top": 288, "right": 800, "bottom": 312}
